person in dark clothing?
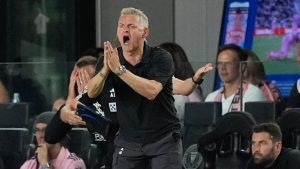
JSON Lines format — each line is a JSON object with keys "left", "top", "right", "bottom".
{"left": 48, "top": 7, "right": 181, "bottom": 169}
{"left": 50, "top": 52, "right": 116, "bottom": 168}
{"left": 286, "top": 79, "right": 300, "bottom": 108}
{"left": 52, "top": 50, "right": 101, "bottom": 111}
{"left": 286, "top": 47, "right": 300, "bottom": 109}
{"left": 85, "top": 7, "right": 182, "bottom": 168}
{"left": 45, "top": 7, "right": 210, "bottom": 169}
{"left": 246, "top": 122, "right": 300, "bottom": 169}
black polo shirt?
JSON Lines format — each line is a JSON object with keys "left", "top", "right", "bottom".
{"left": 287, "top": 80, "right": 300, "bottom": 108}
{"left": 109, "top": 43, "right": 180, "bottom": 144}
{"left": 246, "top": 148, "right": 300, "bottom": 169}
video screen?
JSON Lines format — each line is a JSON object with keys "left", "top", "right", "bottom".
{"left": 253, "top": 0, "right": 300, "bottom": 96}
{"left": 218, "top": 0, "right": 300, "bottom": 97}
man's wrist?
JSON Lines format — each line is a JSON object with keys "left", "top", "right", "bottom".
{"left": 115, "top": 65, "right": 126, "bottom": 76}
{"left": 192, "top": 76, "right": 204, "bottom": 85}
{"left": 99, "top": 71, "right": 106, "bottom": 78}
{"left": 40, "top": 162, "right": 50, "bottom": 169}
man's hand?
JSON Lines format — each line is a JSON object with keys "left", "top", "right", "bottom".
{"left": 36, "top": 143, "right": 48, "bottom": 164}
{"left": 193, "top": 63, "right": 213, "bottom": 82}
{"left": 102, "top": 42, "right": 111, "bottom": 74}
{"left": 60, "top": 99, "right": 86, "bottom": 126}
{"left": 105, "top": 41, "right": 121, "bottom": 74}
{"left": 76, "top": 69, "right": 90, "bottom": 93}
{"left": 67, "top": 69, "right": 77, "bottom": 100}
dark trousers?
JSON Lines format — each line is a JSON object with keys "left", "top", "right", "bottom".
{"left": 112, "top": 132, "right": 182, "bottom": 169}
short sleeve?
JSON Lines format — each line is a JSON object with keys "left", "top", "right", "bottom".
{"left": 146, "top": 49, "right": 174, "bottom": 86}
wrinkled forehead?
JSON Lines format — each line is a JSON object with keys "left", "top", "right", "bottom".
{"left": 118, "top": 14, "right": 141, "bottom": 25}
{"left": 252, "top": 132, "right": 272, "bottom": 141}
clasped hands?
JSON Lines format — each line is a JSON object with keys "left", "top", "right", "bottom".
{"left": 102, "top": 41, "right": 122, "bottom": 75}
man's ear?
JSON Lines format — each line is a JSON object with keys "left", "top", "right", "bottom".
{"left": 275, "top": 141, "right": 282, "bottom": 153}
{"left": 142, "top": 28, "right": 149, "bottom": 38}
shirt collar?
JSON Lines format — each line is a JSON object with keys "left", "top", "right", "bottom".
{"left": 118, "top": 42, "right": 151, "bottom": 65}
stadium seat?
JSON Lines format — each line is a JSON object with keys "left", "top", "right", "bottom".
{"left": 182, "top": 102, "right": 222, "bottom": 169}
{"left": 197, "top": 111, "right": 256, "bottom": 169}
{"left": 0, "top": 103, "right": 32, "bottom": 127}
{"left": 0, "top": 128, "right": 29, "bottom": 169}
{"left": 245, "top": 101, "right": 277, "bottom": 123}
{"left": 68, "top": 127, "right": 98, "bottom": 168}
{"left": 277, "top": 108, "right": 300, "bottom": 150}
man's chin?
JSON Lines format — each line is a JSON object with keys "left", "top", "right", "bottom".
{"left": 253, "top": 156, "right": 262, "bottom": 164}
{"left": 253, "top": 159, "right": 261, "bottom": 165}
{"left": 254, "top": 157, "right": 274, "bottom": 167}
{"left": 122, "top": 45, "right": 133, "bottom": 52}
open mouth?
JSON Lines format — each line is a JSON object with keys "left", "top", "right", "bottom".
{"left": 123, "top": 36, "right": 130, "bottom": 44}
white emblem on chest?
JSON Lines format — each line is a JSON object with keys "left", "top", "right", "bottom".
{"left": 109, "top": 102, "right": 117, "bottom": 112}
{"left": 93, "top": 102, "right": 105, "bottom": 117}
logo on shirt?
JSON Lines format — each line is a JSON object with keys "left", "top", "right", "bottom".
{"left": 119, "top": 148, "right": 124, "bottom": 155}
{"left": 93, "top": 102, "right": 105, "bottom": 117}
{"left": 76, "top": 86, "right": 88, "bottom": 100}
{"left": 109, "top": 102, "right": 117, "bottom": 112}
{"left": 110, "top": 88, "right": 116, "bottom": 98}
{"left": 93, "top": 132, "right": 106, "bottom": 142}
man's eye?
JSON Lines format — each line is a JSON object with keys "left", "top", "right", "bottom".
{"left": 259, "top": 141, "right": 268, "bottom": 146}
{"left": 129, "top": 25, "right": 137, "bottom": 29}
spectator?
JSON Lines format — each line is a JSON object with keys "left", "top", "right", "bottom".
{"left": 20, "top": 111, "right": 86, "bottom": 169}
{"left": 52, "top": 55, "right": 98, "bottom": 111}
{"left": 243, "top": 49, "right": 285, "bottom": 110}
{"left": 52, "top": 48, "right": 116, "bottom": 168}
{"left": 159, "top": 42, "right": 206, "bottom": 124}
{"left": 69, "top": 56, "right": 98, "bottom": 99}
{"left": 205, "top": 44, "right": 266, "bottom": 115}
{"left": 246, "top": 122, "right": 300, "bottom": 169}
{"left": 0, "top": 80, "right": 9, "bottom": 103}
{"left": 286, "top": 44, "right": 300, "bottom": 108}
{"left": 0, "top": 66, "right": 10, "bottom": 103}
{"left": 286, "top": 79, "right": 300, "bottom": 108}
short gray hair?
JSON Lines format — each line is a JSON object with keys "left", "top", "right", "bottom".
{"left": 120, "top": 7, "right": 148, "bottom": 27}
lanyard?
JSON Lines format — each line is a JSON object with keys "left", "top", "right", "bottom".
{"left": 215, "top": 83, "right": 249, "bottom": 112}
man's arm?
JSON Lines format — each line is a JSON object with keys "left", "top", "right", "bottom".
{"left": 118, "top": 70, "right": 163, "bottom": 100}
{"left": 87, "top": 45, "right": 110, "bottom": 98}
{"left": 44, "top": 106, "right": 73, "bottom": 144}
{"left": 173, "top": 63, "right": 213, "bottom": 95}
{"left": 87, "top": 68, "right": 109, "bottom": 98}
{"left": 45, "top": 99, "right": 85, "bottom": 144}
{"left": 105, "top": 41, "right": 167, "bottom": 100}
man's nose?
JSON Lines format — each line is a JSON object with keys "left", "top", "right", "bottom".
{"left": 252, "top": 144, "right": 260, "bottom": 153}
{"left": 123, "top": 26, "right": 129, "bottom": 32}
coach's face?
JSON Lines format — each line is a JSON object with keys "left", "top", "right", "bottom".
{"left": 117, "top": 14, "right": 148, "bottom": 53}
